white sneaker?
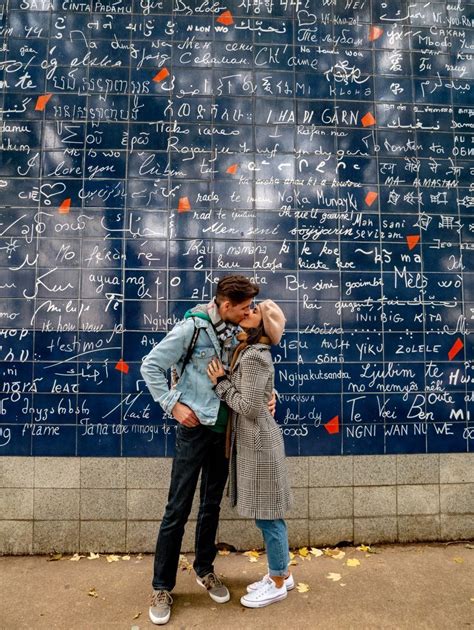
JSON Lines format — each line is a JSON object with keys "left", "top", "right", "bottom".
{"left": 240, "top": 577, "right": 287, "bottom": 608}
{"left": 247, "top": 572, "right": 295, "bottom": 593}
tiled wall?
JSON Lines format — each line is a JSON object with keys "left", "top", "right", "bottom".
{"left": 0, "top": 454, "right": 472, "bottom": 554}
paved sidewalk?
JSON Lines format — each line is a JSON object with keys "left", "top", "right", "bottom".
{"left": 1, "top": 543, "right": 473, "bottom": 629}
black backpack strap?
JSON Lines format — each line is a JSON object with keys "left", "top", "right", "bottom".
{"left": 181, "top": 323, "right": 201, "bottom": 373}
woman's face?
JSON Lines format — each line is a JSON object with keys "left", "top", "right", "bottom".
{"left": 239, "top": 304, "right": 262, "bottom": 329}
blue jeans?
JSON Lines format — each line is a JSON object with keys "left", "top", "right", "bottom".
{"left": 255, "top": 519, "right": 289, "bottom": 577}
{"left": 152, "top": 424, "right": 228, "bottom": 591}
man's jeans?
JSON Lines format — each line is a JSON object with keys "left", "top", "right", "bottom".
{"left": 152, "top": 424, "right": 229, "bottom": 591}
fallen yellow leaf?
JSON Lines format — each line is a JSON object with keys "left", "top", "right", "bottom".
{"left": 106, "top": 555, "right": 120, "bottom": 563}
{"left": 324, "top": 548, "right": 345, "bottom": 560}
{"left": 122, "top": 555, "right": 131, "bottom": 561}
{"left": 347, "top": 558, "right": 360, "bottom": 567}
{"left": 357, "top": 544, "right": 371, "bottom": 553}
{"left": 218, "top": 549, "right": 230, "bottom": 556}
{"left": 289, "top": 551, "right": 295, "bottom": 560}
{"left": 296, "top": 582, "right": 310, "bottom": 593}
{"left": 70, "top": 553, "right": 85, "bottom": 562}
{"left": 327, "top": 573, "right": 342, "bottom": 582}
{"left": 249, "top": 556, "right": 259, "bottom": 563}
{"left": 179, "top": 554, "right": 192, "bottom": 572}
{"left": 243, "top": 550, "right": 261, "bottom": 558}
{"left": 298, "top": 547, "right": 309, "bottom": 558}
{"left": 47, "top": 553, "right": 63, "bottom": 562}
{"left": 470, "top": 598, "right": 474, "bottom": 603}
{"left": 87, "top": 552, "right": 100, "bottom": 560}
{"left": 88, "top": 588, "right": 98, "bottom": 598}
{"left": 289, "top": 559, "right": 299, "bottom": 566}
{"left": 310, "top": 547, "right": 323, "bottom": 557}
{"left": 132, "top": 612, "right": 141, "bottom": 620}
{"left": 453, "top": 557, "right": 464, "bottom": 564}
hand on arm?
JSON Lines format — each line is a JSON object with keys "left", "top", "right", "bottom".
{"left": 207, "top": 357, "right": 226, "bottom": 385}
{"left": 268, "top": 390, "right": 277, "bottom": 417}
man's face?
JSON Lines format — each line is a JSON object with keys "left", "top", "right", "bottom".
{"left": 218, "top": 298, "right": 253, "bottom": 324}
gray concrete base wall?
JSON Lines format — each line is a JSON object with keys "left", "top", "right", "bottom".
{"left": 1, "top": 454, "right": 473, "bottom": 554}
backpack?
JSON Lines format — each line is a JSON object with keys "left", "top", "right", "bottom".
{"left": 171, "top": 312, "right": 210, "bottom": 387}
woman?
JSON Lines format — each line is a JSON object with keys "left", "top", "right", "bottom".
{"left": 207, "top": 299, "right": 293, "bottom": 609}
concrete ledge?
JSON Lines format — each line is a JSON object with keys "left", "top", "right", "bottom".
{"left": 309, "top": 518, "right": 353, "bottom": 547}
{"left": 35, "top": 458, "right": 80, "bottom": 488}
{"left": 80, "top": 489, "right": 126, "bottom": 520}
{"left": 398, "top": 516, "right": 441, "bottom": 542}
{"left": 34, "top": 489, "right": 80, "bottom": 520}
{"left": 354, "top": 456, "right": 397, "bottom": 486}
{"left": 396, "top": 455, "right": 440, "bottom": 485}
{"left": 0, "top": 458, "right": 34, "bottom": 488}
{"left": 33, "top": 521, "right": 79, "bottom": 554}
{"left": 0, "top": 488, "right": 33, "bottom": 520}
{"left": 127, "top": 489, "right": 167, "bottom": 520}
{"left": 354, "top": 517, "right": 398, "bottom": 544}
{"left": 126, "top": 459, "right": 172, "bottom": 489}
{"left": 309, "top": 487, "right": 353, "bottom": 519}
{"left": 309, "top": 456, "right": 353, "bottom": 487}
{"left": 397, "top": 485, "right": 440, "bottom": 515}
{"left": 354, "top": 487, "right": 397, "bottom": 517}
{"left": 440, "top": 484, "right": 474, "bottom": 514}
{"left": 80, "top": 459, "right": 126, "bottom": 488}
{"left": 0, "top": 521, "right": 33, "bottom": 554}
{"left": 79, "top": 521, "right": 126, "bottom": 553}
{"left": 218, "top": 520, "right": 263, "bottom": 550}
{"left": 440, "top": 454, "right": 474, "bottom": 484}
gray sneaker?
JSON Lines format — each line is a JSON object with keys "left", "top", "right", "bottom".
{"left": 149, "top": 589, "right": 173, "bottom": 625}
{"left": 196, "top": 572, "right": 230, "bottom": 603}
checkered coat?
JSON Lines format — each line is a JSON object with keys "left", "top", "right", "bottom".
{"left": 214, "top": 343, "right": 292, "bottom": 520}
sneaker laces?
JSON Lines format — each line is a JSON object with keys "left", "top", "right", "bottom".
{"left": 202, "top": 572, "right": 223, "bottom": 589}
{"left": 150, "top": 590, "right": 173, "bottom": 607}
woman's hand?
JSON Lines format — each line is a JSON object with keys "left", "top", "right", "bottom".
{"left": 207, "top": 357, "right": 225, "bottom": 385}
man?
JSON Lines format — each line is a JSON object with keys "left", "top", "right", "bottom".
{"left": 141, "top": 275, "right": 260, "bottom": 625}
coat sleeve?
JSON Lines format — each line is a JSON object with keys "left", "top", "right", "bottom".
{"left": 140, "top": 319, "right": 195, "bottom": 415}
{"left": 214, "top": 349, "right": 270, "bottom": 420}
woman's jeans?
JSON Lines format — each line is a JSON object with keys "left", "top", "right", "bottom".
{"left": 152, "top": 424, "right": 228, "bottom": 591}
{"left": 255, "top": 518, "right": 290, "bottom": 577}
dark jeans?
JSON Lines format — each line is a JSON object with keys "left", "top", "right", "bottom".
{"left": 152, "top": 423, "right": 229, "bottom": 591}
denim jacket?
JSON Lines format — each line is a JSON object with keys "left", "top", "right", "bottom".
{"left": 141, "top": 313, "right": 236, "bottom": 426}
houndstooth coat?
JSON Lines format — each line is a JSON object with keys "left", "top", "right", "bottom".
{"left": 214, "top": 343, "right": 292, "bottom": 520}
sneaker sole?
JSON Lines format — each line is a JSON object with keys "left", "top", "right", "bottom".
{"left": 247, "top": 580, "right": 295, "bottom": 593}
{"left": 196, "top": 578, "right": 230, "bottom": 603}
{"left": 149, "top": 608, "right": 171, "bottom": 625}
{"left": 240, "top": 590, "right": 288, "bottom": 609}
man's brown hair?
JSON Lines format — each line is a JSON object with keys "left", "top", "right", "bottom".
{"left": 215, "top": 275, "right": 259, "bottom": 305}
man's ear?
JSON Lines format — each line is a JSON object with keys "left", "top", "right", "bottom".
{"left": 217, "top": 299, "right": 230, "bottom": 317}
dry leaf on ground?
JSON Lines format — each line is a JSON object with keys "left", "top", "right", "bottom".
{"left": 47, "top": 553, "right": 63, "bottom": 562}
{"left": 88, "top": 588, "right": 98, "bottom": 598}
{"left": 298, "top": 547, "right": 310, "bottom": 558}
{"left": 324, "top": 548, "right": 345, "bottom": 560}
{"left": 218, "top": 549, "right": 230, "bottom": 556}
{"left": 453, "top": 557, "right": 464, "bottom": 564}
{"left": 106, "top": 555, "right": 120, "bottom": 563}
{"left": 132, "top": 612, "right": 141, "bottom": 620}
{"left": 87, "top": 552, "right": 100, "bottom": 560}
{"left": 310, "top": 547, "right": 323, "bottom": 557}
{"left": 347, "top": 558, "right": 361, "bottom": 567}
{"left": 122, "top": 555, "right": 131, "bottom": 561}
{"left": 357, "top": 544, "right": 371, "bottom": 553}
{"left": 243, "top": 550, "right": 261, "bottom": 563}
{"left": 296, "top": 582, "right": 310, "bottom": 593}
{"left": 327, "top": 573, "right": 342, "bottom": 582}
{"left": 179, "top": 554, "right": 193, "bottom": 572}
{"left": 70, "top": 553, "right": 85, "bottom": 562}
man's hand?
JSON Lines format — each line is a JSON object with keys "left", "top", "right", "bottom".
{"left": 268, "top": 390, "right": 277, "bottom": 417}
{"left": 172, "top": 402, "right": 200, "bottom": 427}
